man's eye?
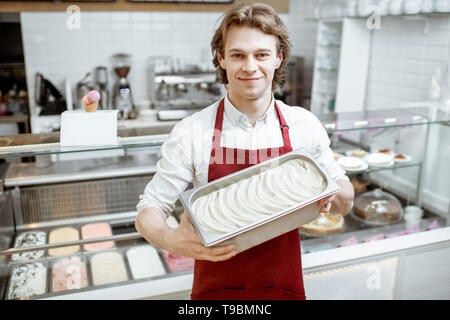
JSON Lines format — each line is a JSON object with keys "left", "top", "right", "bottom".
{"left": 257, "top": 53, "right": 269, "bottom": 58}
{"left": 232, "top": 54, "right": 243, "bottom": 58}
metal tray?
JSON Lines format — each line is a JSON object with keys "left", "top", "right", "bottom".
{"left": 179, "top": 148, "right": 341, "bottom": 253}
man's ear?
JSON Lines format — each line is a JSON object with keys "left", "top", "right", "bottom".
{"left": 275, "top": 53, "right": 283, "bottom": 69}
{"left": 218, "top": 53, "right": 226, "bottom": 69}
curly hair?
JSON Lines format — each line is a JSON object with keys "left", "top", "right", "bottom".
{"left": 211, "top": 2, "right": 291, "bottom": 91}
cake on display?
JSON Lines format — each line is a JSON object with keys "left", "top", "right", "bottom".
{"left": 300, "top": 213, "right": 345, "bottom": 235}
{"left": 352, "top": 188, "right": 404, "bottom": 225}
{"left": 60, "top": 90, "right": 118, "bottom": 147}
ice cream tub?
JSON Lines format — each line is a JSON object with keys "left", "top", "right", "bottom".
{"left": 49, "top": 254, "right": 89, "bottom": 293}
{"left": 87, "top": 248, "right": 131, "bottom": 287}
{"left": 6, "top": 259, "right": 49, "bottom": 300}
{"left": 10, "top": 230, "right": 48, "bottom": 262}
{"left": 179, "top": 148, "right": 341, "bottom": 253}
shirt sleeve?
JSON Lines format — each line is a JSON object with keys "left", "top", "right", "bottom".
{"left": 309, "top": 114, "right": 349, "bottom": 182}
{"left": 136, "top": 121, "right": 194, "bottom": 218}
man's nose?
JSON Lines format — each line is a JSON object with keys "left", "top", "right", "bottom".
{"left": 242, "top": 56, "right": 257, "bottom": 72}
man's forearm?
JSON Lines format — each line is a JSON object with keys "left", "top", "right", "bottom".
{"left": 332, "top": 179, "right": 355, "bottom": 216}
{"left": 135, "top": 206, "right": 171, "bottom": 249}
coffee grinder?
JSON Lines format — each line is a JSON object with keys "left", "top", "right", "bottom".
{"left": 112, "top": 53, "right": 136, "bottom": 119}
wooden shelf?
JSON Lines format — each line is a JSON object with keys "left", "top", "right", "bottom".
{"left": 0, "top": 0, "right": 289, "bottom": 13}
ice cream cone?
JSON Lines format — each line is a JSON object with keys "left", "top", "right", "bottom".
{"left": 84, "top": 101, "right": 98, "bottom": 112}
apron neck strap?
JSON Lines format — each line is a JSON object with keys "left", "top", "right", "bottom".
{"left": 212, "top": 98, "right": 291, "bottom": 148}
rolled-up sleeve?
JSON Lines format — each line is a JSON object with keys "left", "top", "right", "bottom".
{"left": 310, "top": 117, "right": 349, "bottom": 182}
{"left": 136, "top": 122, "right": 194, "bottom": 218}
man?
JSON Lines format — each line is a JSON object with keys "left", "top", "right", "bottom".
{"left": 135, "top": 3, "right": 354, "bottom": 300}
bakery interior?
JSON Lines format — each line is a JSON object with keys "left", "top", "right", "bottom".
{"left": 0, "top": 0, "right": 449, "bottom": 300}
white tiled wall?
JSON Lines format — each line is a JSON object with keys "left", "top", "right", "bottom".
{"left": 366, "top": 16, "right": 450, "bottom": 110}
{"left": 21, "top": 11, "right": 288, "bottom": 116}
{"left": 289, "top": 0, "right": 318, "bottom": 104}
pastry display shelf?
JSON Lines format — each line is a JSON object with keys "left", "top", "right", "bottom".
{"left": 0, "top": 125, "right": 174, "bottom": 159}
{"left": 0, "top": 106, "right": 447, "bottom": 159}
{"left": 322, "top": 106, "right": 450, "bottom": 134}
{"left": 341, "top": 160, "right": 422, "bottom": 176}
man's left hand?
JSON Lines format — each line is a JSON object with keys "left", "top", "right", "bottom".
{"left": 317, "top": 194, "right": 336, "bottom": 214}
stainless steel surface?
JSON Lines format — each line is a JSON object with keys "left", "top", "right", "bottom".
{"left": 179, "top": 148, "right": 341, "bottom": 253}
{"left": 4, "top": 152, "right": 160, "bottom": 187}
{"left": 0, "top": 232, "right": 142, "bottom": 257}
{"left": 16, "top": 211, "right": 137, "bottom": 232}
{"left": 14, "top": 174, "right": 153, "bottom": 225}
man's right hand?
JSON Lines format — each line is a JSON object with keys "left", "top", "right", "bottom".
{"left": 164, "top": 212, "right": 237, "bottom": 262}
{"left": 135, "top": 207, "right": 237, "bottom": 262}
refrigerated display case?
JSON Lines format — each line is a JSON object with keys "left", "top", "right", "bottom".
{"left": 0, "top": 105, "right": 449, "bottom": 300}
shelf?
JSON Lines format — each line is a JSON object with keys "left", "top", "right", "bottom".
{"left": 303, "top": 12, "right": 450, "bottom": 22}
{"left": 343, "top": 161, "right": 421, "bottom": 176}
{"left": 320, "top": 106, "right": 450, "bottom": 133}
{"left": 0, "top": 106, "right": 448, "bottom": 159}
{"left": 0, "top": 124, "right": 175, "bottom": 159}
{"left": 4, "top": 153, "right": 160, "bottom": 187}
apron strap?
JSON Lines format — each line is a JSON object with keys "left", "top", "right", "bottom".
{"left": 274, "top": 101, "right": 292, "bottom": 149}
{"left": 211, "top": 98, "right": 291, "bottom": 151}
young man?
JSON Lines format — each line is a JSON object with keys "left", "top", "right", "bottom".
{"left": 135, "top": 3, "right": 354, "bottom": 300}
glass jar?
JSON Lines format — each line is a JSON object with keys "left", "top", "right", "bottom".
{"left": 351, "top": 188, "right": 404, "bottom": 226}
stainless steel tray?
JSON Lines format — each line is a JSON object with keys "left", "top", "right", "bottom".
{"left": 179, "top": 148, "right": 341, "bottom": 253}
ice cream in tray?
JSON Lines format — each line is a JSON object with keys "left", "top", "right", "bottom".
{"left": 179, "top": 148, "right": 341, "bottom": 253}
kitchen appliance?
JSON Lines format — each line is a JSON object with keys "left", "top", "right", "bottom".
{"left": 34, "top": 73, "right": 66, "bottom": 116}
{"left": 112, "top": 53, "right": 136, "bottom": 120}
{"left": 148, "top": 56, "right": 224, "bottom": 121}
{"left": 94, "top": 66, "right": 110, "bottom": 110}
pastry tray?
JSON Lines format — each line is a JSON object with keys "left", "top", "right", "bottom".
{"left": 179, "top": 148, "right": 341, "bottom": 253}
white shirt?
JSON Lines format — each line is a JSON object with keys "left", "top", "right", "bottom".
{"left": 137, "top": 95, "right": 348, "bottom": 217}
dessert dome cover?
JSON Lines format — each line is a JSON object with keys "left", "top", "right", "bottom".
{"left": 351, "top": 188, "right": 403, "bottom": 226}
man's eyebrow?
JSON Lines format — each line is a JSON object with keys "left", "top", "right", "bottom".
{"left": 227, "top": 48, "right": 272, "bottom": 52}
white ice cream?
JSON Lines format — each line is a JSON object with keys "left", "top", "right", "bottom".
{"left": 12, "top": 231, "right": 46, "bottom": 262}
{"left": 8, "top": 262, "right": 47, "bottom": 299}
{"left": 192, "top": 158, "right": 327, "bottom": 234}
{"left": 90, "top": 251, "right": 128, "bottom": 286}
{"left": 126, "top": 245, "right": 166, "bottom": 279}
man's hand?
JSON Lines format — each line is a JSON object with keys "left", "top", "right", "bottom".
{"left": 164, "top": 212, "right": 237, "bottom": 262}
{"left": 316, "top": 179, "right": 354, "bottom": 216}
{"left": 136, "top": 207, "right": 238, "bottom": 262}
{"left": 317, "top": 194, "right": 335, "bottom": 214}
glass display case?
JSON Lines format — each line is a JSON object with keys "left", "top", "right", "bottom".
{"left": 0, "top": 105, "right": 449, "bottom": 300}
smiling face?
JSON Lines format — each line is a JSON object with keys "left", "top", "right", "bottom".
{"left": 218, "top": 25, "right": 283, "bottom": 103}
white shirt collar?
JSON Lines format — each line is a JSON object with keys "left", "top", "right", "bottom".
{"left": 224, "top": 94, "right": 276, "bottom": 127}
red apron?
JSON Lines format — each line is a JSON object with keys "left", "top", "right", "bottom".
{"left": 190, "top": 98, "right": 306, "bottom": 300}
